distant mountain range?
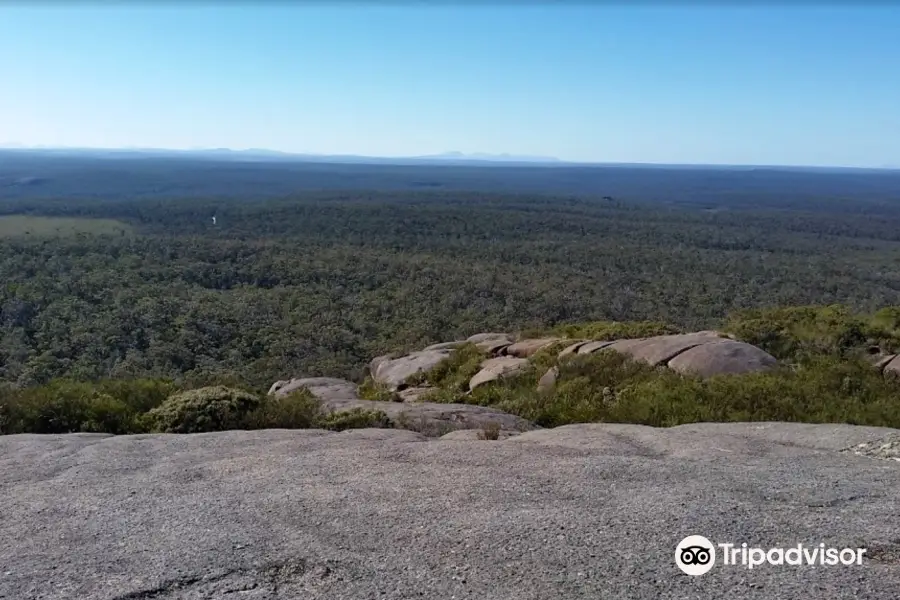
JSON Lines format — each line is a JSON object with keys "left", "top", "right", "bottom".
{"left": 0, "top": 144, "right": 896, "bottom": 172}
{"left": 412, "top": 151, "right": 561, "bottom": 163}
{"left": 0, "top": 144, "right": 569, "bottom": 166}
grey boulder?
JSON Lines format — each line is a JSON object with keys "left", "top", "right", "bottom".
{"left": 466, "top": 332, "right": 512, "bottom": 344}
{"left": 615, "top": 331, "right": 725, "bottom": 366}
{"left": 575, "top": 340, "right": 617, "bottom": 355}
{"left": 370, "top": 349, "right": 455, "bottom": 391}
{"left": 469, "top": 356, "right": 531, "bottom": 390}
{"left": 353, "top": 399, "right": 537, "bottom": 436}
{"left": 268, "top": 377, "right": 359, "bottom": 401}
{"left": 268, "top": 377, "right": 536, "bottom": 436}
{"left": 666, "top": 339, "right": 779, "bottom": 377}
{"left": 558, "top": 340, "right": 589, "bottom": 357}
{"left": 537, "top": 366, "right": 559, "bottom": 393}
{"left": 422, "top": 341, "right": 467, "bottom": 351}
{"left": 882, "top": 355, "right": 900, "bottom": 377}
{"left": 396, "top": 386, "right": 435, "bottom": 403}
{"left": 504, "top": 338, "right": 562, "bottom": 358}
{"left": 474, "top": 338, "right": 515, "bottom": 355}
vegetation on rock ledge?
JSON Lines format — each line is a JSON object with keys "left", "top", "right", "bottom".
{"left": 3, "top": 187, "right": 900, "bottom": 435}
{"left": 4, "top": 306, "right": 898, "bottom": 435}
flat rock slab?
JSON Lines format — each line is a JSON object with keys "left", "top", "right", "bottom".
{"left": 474, "top": 338, "right": 514, "bottom": 355}
{"left": 604, "top": 337, "right": 651, "bottom": 354}
{"left": 469, "top": 356, "right": 531, "bottom": 390}
{"left": 465, "top": 332, "right": 512, "bottom": 344}
{"left": 666, "top": 339, "right": 779, "bottom": 377}
{"left": 504, "top": 338, "right": 563, "bottom": 358}
{"left": 440, "top": 429, "right": 521, "bottom": 441}
{"left": 883, "top": 355, "right": 900, "bottom": 376}
{"left": 867, "top": 353, "right": 897, "bottom": 370}
{"left": 268, "top": 377, "right": 360, "bottom": 401}
{"left": 558, "top": 340, "right": 589, "bottom": 357}
{"left": 313, "top": 397, "right": 537, "bottom": 436}
{"left": 843, "top": 434, "right": 900, "bottom": 461}
{"left": 575, "top": 340, "right": 617, "bottom": 355}
{"left": 422, "top": 341, "right": 467, "bottom": 352}
{"left": 2, "top": 422, "right": 899, "bottom": 599}
{"left": 618, "top": 332, "right": 725, "bottom": 366}
{"left": 396, "top": 386, "right": 435, "bottom": 403}
{"left": 371, "top": 349, "right": 455, "bottom": 391}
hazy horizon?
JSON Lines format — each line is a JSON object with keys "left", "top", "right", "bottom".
{"left": 2, "top": 5, "right": 899, "bottom": 169}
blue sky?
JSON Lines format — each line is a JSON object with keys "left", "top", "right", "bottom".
{"left": 1, "top": 4, "right": 898, "bottom": 167}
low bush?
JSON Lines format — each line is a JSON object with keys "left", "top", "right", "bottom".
{"left": 244, "top": 390, "right": 324, "bottom": 429}
{"left": 407, "top": 343, "right": 485, "bottom": 392}
{"left": 0, "top": 379, "right": 394, "bottom": 435}
{"left": 724, "top": 304, "right": 900, "bottom": 362}
{"left": 534, "top": 320, "right": 681, "bottom": 341}
{"left": 416, "top": 345, "right": 900, "bottom": 430}
{"left": 145, "top": 386, "right": 262, "bottom": 433}
{"left": 5, "top": 306, "right": 900, "bottom": 436}
{"left": 358, "top": 377, "right": 399, "bottom": 402}
{"left": 0, "top": 378, "right": 174, "bottom": 435}
{"left": 318, "top": 407, "right": 392, "bottom": 431}
{"left": 477, "top": 422, "right": 502, "bottom": 440}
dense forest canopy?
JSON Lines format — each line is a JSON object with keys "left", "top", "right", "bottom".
{"left": 4, "top": 151, "right": 900, "bottom": 213}
{"left": 1, "top": 156, "right": 900, "bottom": 392}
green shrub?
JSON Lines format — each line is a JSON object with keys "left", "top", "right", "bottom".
{"left": 145, "top": 386, "right": 262, "bottom": 433}
{"left": 394, "top": 411, "right": 456, "bottom": 437}
{"left": 408, "top": 343, "right": 485, "bottom": 392}
{"left": 543, "top": 320, "right": 682, "bottom": 341}
{"left": 420, "top": 346, "right": 900, "bottom": 430}
{"left": 612, "top": 356, "right": 899, "bottom": 427}
{"left": 318, "top": 407, "right": 392, "bottom": 431}
{"left": 93, "top": 378, "right": 176, "bottom": 414}
{"left": 244, "top": 390, "right": 323, "bottom": 429}
{"left": 176, "top": 372, "right": 268, "bottom": 396}
{"left": 6, "top": 305, "right": 900, "bottom": 437}
{"left": 358, "top": 377, "right": 399, "bottom": 402}
{"left": 724, "top": 304, "right": 900, "bottom": 362}
{"left": 0, "top": 379, "right": 139, "bottom": 434}
{"left": 477, "top": 422, "right": 502, "bottom": 440}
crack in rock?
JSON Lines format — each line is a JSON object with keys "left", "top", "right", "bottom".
{"left": 867, "top": 539, "right": 900, "bottom": 564}
{"left": 841, "top": 436, "right": 900, "bottom": 462}
{"left": 111, "top": 559, "right": 331, "bottom": 600}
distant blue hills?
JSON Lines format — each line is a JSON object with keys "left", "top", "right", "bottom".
{"left": 0, "top": 144, "right": 895, "bottom": 172}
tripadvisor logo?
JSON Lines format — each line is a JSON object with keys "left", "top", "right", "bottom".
{"left": 675, "top": 535, "right": 867, "bottom": 576}
{"left": 676, "top": 535, "right": 716, "bottom": 576}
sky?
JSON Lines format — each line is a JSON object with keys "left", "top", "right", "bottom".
{"left": 1, "top": 3, "right": 899, "bottom": 168}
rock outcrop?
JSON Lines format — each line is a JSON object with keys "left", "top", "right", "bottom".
{"left": 561, "top": 332, "right": 778, "bottom": 376}
{"left": 880, "top": 355, "right": 900, "bottom": 377}
{"left": 468, "top": 356, "right": 531, "bottom": 390}
{"left": 462, "top": 331, "right": 778, "bottom": 393}
{"left": 466, "top": 332, "right": 512, "bottom": 344}
{"left": 666, "top": 338, "right": 779, "bottom": 377}
{"left": 504, "top": 337, "right": 562, "bottom": 358}
{"left": 575, "top": 340, "right": 616, "bottom": 354}
{"left": 396, "top": 386, "right": 435, "bottom": 403}
{"left": 274, "top": 331, "right": 781, "bottom": 419}
{"left": 268, "top": 377, "right": 537, "bottom": 436}
{"left": 270, "top": 331, "right": 785, "bottom": 435}
{"left": 422, "top": 341, "right": 466, "bottom": 352}
{"left": 369, "top": 349, "right": 455, "bottom": 391}
{"left": 537, "top": 366, "right": 558, "bottom": 393}
{"left": 842, "top": 434, "right": 900, "bottom": 461}
{"left": 269, "top": 377, "right": 358, "bottom": 401}
{"left": 558, "top": 340, "right": 589, "bottom": 357}
{"left": 4, "top": 423, "right": 900, "bottom": 599}
{"left": 467, "top": 332, "right": 515, "bottom": 355}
